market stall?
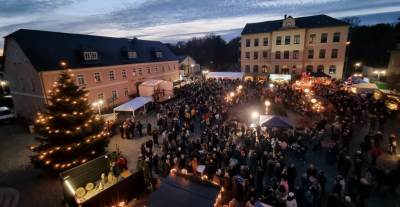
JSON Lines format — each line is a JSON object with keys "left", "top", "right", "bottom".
{"left": 259, "top": 115, "right": 294, "bottom": 129}
{"left": 59, "top": 152, "right": 145, "bottom": 207}
{"left": 206, "top": 72, "right": 244, "bottom": 80}
{"left": 139, "top": 80, "right": 173, "bottom": 101}
{"left": 113, "top": 96, "right": 153, "bottom": 116}
{"left": 269, "top": 74, "right": 292, "bottom": 83}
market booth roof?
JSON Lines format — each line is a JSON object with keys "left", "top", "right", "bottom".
{"left": 113, "top": 96, "right": 153, "bottom": 112}
{"left": 259, "top": 115, "right": 294, "bottom": 129}
{"left": 149, "top": 175, "right": 219, "bottom": 207}
{"left": 206, "top": 72, "right": 244, "bottom": 80}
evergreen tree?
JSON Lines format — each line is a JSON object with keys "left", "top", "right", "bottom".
{"left": 31, "top": 71, "right": 108, "bottom": 171}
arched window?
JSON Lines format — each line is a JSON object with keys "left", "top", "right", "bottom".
{"left": 329, "top": 65, "right": 336, "bottom": 74}
{"left": 306, "top": 65, "right": 313, "bottom": 72}
{"left": 317, "top": 65, "right": 324, "bottom": 72}
{"left": 282, "top": 65, "right": 289, "bottom": 74}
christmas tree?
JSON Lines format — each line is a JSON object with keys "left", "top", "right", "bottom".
{"left": 31, "top": 71, "right": 109, "bottom": 171}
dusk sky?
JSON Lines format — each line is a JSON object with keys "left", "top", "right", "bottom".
{"left": 1, "top": 0, "right": 400, "bottom": 55}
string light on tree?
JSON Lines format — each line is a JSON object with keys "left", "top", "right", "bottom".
{"left": 30, "top": 68, "right": 109, "bottom": 172}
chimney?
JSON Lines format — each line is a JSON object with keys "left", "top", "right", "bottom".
{"left": 284, "top": 14, "right": 287, "bottom": 19}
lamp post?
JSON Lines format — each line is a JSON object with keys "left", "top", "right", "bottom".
{"left": 92, "top": 100, "right": 104, "bottom": 115}
{"left": 0, "top": 80, "right": 7, "bottom": 94}
{"left": 264, "top": 100, "right": 271, "bottom": 114}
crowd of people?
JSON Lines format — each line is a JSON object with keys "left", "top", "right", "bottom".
{"left": 132, "top": 78, "right": 399, "bottom": 207}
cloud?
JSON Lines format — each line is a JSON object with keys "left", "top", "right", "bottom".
{"left": 0, "top": 0, "right": 78, "bottom": 17}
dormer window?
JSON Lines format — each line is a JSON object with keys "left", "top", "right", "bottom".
{"left": 83, "top": 51, "right": 98, "bottom": 61}
{"left": 128, "top": 51, "right": 137, "bottom": 59}
{"left": 282, "top": 15, "right": 296, "bottom": 28}
{"left": 155, "top": 51, "right": 163, "bottom": 58}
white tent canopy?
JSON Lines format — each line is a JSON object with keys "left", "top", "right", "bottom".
{"left": 113, "top": 96, "right": 153, "bottom": 113}
{"left": 138, "top": 79, "right": 173, "bottom": 99}
{"left": 206, "top": 72, "right": 244, "bottom": 80}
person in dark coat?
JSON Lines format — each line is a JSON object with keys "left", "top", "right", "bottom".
{"left": 119, "top": 124, "right": 124, "bottom": 138}
{"left": 137, "top": 121, "right": 143, "bottom": 137}
{"left": 147, "top": 122, "right": 152, "bottom": 136}
{"left": 153, "top": 130, "right": 159, "bottom": 145}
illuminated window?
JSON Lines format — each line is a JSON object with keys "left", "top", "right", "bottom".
{"left": 109, "top": 71, "right": 116, "bottom": 80}
{"left": 122, "top": 70, "right": 127, "bottom": 79}
{"left": 77, "top": 75, "right": 85, "bottom": 85}
{"left": 94, "top": 72, "right": 101, "bottom": 82}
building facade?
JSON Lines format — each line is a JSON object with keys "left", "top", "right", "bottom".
{"left": 240, "top": 14, "right": 349, "bottom": 80}
{"left": 3, "top": 29, "right": 179, "bottom": 119}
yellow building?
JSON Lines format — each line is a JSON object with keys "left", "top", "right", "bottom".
{"left": 240, "top": 14, "right": 349, "bottom": 80}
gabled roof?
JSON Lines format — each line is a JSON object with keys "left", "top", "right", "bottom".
{"left": 242, "top": 14, "right": 349, "bottom": 35}
{"left": 5, "top": 29, "right": 179, "bottom": 71}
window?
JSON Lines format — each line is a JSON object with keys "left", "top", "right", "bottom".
{"left": 168, "top": 65, "right": 171, "bottom": 71}
{"left": 245, "top": 65, "right": 250, "bottom": 73}
{"left": 254, "top": 39, "right": 259, "bottom": 47}
{"left": 276, "top": 36, "right": 282, "bottom": 45}
{"left": 293, "top": 50, "right": 299, "bottom": 59}
{"left": 97, "top": 93, "right": 104, "bottom": 100}
{"left": 155, "top": 51, "right": 163, "bottom": 58}
{"left": 147, "top": 67, "right": 151, "bottom": 74}
{"left": 262, "top": 51, "right": 268, "bottom": 58}
{"left": 83, "top": 51, "right": 98, "bottom": 61}
{"left": 331, "top": 49, "right": 338, "bottom": 58}
{"left": 109, "top": 71, "right": 116, "bottom": 80}
{"left": 246, "top": 39, "right": 250, "bottom": 47}
{"left": 253, "top": 65, "right": 259, "bottom": 73}
{"left": 124, "top": 88, "right": 129, "bottom": 97}
{"left": 294, "top": 35, "right": 300, "bottom": 44}
{"left": 317, "top": 65, "right": 324, "bottom": 72}
{"left": 274, "top": 65, "right": 279, "bottom": 73}
{"left": 263, "top": 38, "right": 268, "bottom": 46}
{"left": 309, "top": 34, "right": 316, "bottom": 44}
{"left": 128, "top": 51, "right": 137, "bottom": 59}
{"left": 333, "top": 32, "right": 340, "bottom": 42}
{"left": 245, "top": 52, "right": 250, "bottom": 59}
{"left": 138, "top": 69, "right": 143, "bottom": 75}
{"left": 121, "top": 70, "right": 127, "bottom": 79}
{"left": 282, "top": 67, "right": 289, "bottom": 74}
{"left": 132, "top": 69, "right": 136, "bottom": 76}
{"left": 319, "top": 49, "right": 326, "bottom": 58}
{"left": 275, "top": 51, "right": 281, "bottom": 59}
{"left": 162, "top": 66, "right": 165, "bottom": 72}
{"left": 262, "top": 65, "right": 268, "bottom": 73}
{"left": 77, "top": 74, "right": 85, "bottom": 85}
{"left": 321, "top": 33, "right": 328, "bottom": 43}
{"left": 94, "top": 72, "right": 101, "bottom": 82}
{"left": 308, "top": 50, "right": 314, "bottom": 59}
{"left": 284, "top": 51, "right": 289, "bottom": 59}
{"left": 154, "top": 66, "right": 158, "bottom": 73}
{"left": 112, "top": 90, "right": 118, "bottom": 100}
{"left": 329, "top": 65, "right": 336, "bottom": 74}
{"left": 254, "top": 52, "right": 258, "bottom": 60}
{"left": 284, "top": 36, "right": 291, "bottom": 45}
{"left": 292, "top": 65, "right": 297, "bottom": 73}
{"left": 306, "top": 65, "right": 313, "bottom": 72}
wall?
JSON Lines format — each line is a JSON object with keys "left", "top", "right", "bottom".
{"left": 3, "top": 38, "right": 46, "bottom": 119}
{"left": 41, "top": 61, "right": 179, "bottom": 109}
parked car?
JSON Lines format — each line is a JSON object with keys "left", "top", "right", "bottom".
{"left": 0, "top": 106, "right": 16, "bottom": 122}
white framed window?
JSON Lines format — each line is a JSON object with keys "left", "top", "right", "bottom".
{"left": 97, "top": 93, "right": 104, "bottom": 100}
{"left": 109, "top": 71, "right": 116, "bottom": 80}
{"left": 154, "top": 66, "right": 158, "bottom": 73}
{"left": 83, "top": 52, "right": 98, "bottom": 61}
{"left": 124, "top": 88, "right": 128, "bottom": 97}
{"left": 155, "top": 51, "right": 163, "bottom": 58}
{"left": 112, "top": 90, "right": 118, "bottom": 100}
{"left": 138, "top": 69, "right": 143, "bottom": 75}
{"left": 77, "top": 74, "right": 85, "bottom": 85}
{"left": 147, "top": 67, "right": 151, "bottom": 74}
{"left": 329, "top": 65, "right": 336, "bottom": 74}
{"left": 94, "top": 72, "right": 101, "bottom": 82}
{"left": 294, "top": 35, "right": 300, "bottom": 44}
{"left": 122, "top": 70, "right": 127, "bottom": 79}
{"left": 162, "top": 66, "right": 165, "bottom": 72}
{"left": 168, "top": 65, "right": 171, "bottom": 71}
{"left": 127, "top": 51, "right": 137, "bottom": 59}
{"left": 132, "top": 69, "right": 136, "bottom": 76}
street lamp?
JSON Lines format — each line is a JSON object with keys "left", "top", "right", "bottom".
{"left": 311, "top": 98, "right": 317, "bottom": 104}
{"left": 0, "top": 80, "right": 7, "bottom": 94}
{"left": 251, "top": 111, "right": 259, "bottom": 119}
{"left": 238, "top": 85, "right": 243, "bottom": 90}
{"left": 264, "top": 100, "right": 271, "bottom": 107}
{"left": 92, "top": 100, "right": 104, "bottom": 115}
{"left": 269, "top": 83, "right": 274, "bottom": 88}
{"left": 230, "top": 92, "right": 235, "bottom": 97}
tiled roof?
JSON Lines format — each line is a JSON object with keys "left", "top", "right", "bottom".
{"left": 241, "top": 14, "right": 349, "bottom": 35}
{"left": 5, "top": 29, "right": 179, "bottom": 71}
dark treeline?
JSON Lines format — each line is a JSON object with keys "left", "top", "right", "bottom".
{"left": 166, "top": 34, "right": 240, "bottom": 71}
{"left": 167, "top": 17, "right": 400, "bottom": 71}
